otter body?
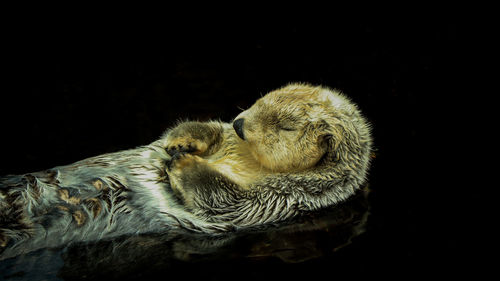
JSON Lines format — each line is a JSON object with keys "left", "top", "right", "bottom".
{"left": 0, "top": 83, "right": 372, "bottom": 259}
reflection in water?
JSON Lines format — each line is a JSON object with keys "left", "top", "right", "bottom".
{"left": 0, "top": 187, "right": 369, "bottom": 281}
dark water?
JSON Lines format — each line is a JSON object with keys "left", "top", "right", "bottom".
{"left": 0, "top": 189, "right": 369, "bottom": 280}
{"left": 0, "top": 21, "right": 486, "bottom": 279}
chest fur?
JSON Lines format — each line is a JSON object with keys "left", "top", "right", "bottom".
{"left": 205, "top": 129, "right": 268, "bottom": 189}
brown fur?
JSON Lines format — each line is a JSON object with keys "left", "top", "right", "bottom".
{"left": 233, "top": 84, "right": 333, "bottom": 173}
{"left": 72, "top": 210, "right": 86, "bottom": 226}
{"left": 0, "top": 83, "right": 371, "bottom": 259}
{"left": 165, "top": 83, "right": 370, "bottom": 212}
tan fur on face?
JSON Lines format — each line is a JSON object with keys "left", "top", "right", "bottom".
{"left": 234, "top": 83, "right": 341, "bottom": 172}
{"left": 164, "top": 82, "right": 369, "bottom": 215}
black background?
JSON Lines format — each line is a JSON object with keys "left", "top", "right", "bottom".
{"left": 0, "top": 16, "right": 486, "bottom": 279}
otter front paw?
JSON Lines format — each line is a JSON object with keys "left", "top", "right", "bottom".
{"left": 165, "top": 136, "right": 208, "bottom": 156}
{"left": 167, "top": 152, "right": 206, "bottom": 172}
{"left": 166, "top": 153, "right": 206, "bottom": 207}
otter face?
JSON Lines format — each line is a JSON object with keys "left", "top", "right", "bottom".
{"left": 233, "top": 84, "right": 344, "bottom": 172}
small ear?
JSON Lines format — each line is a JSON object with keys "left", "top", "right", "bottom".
{"left": 319, "top": 133, "right": 333, "bottom": 147}
{"left": 322, "top": 134, "right": 333, "bottom": 141}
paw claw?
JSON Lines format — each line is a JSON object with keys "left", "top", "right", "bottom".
{"left": 165, "top": 137, "right": 205, "bottom": 156}
{"left": 166, "top": 152, "right": 183, "bottom": 171}
{"left": 166, "top": 152, "right": 204, "bottom": 172}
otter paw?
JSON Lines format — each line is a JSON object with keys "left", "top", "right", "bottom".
{"left": 165, "top": 136, "right": 208, "bottom": 156}
{"left": 167, "top": 152, "right": 206, "bottom": 172}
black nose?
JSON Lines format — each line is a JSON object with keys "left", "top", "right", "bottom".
{"left": 233, "top": 118, "right": 245, "bottom": 140}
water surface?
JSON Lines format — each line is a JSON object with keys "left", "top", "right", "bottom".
{"left": 1, "top": 189, "right": 369, "bottom": 281}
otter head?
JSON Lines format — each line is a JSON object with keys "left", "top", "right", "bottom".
{"left": 233, "top": 83, "right": 353, "bottom": 173}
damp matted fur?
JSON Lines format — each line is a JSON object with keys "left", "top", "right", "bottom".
{"left": 1, "top": 83, "right": 372, "bottom": 260}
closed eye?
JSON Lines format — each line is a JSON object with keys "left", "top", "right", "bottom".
{"left": 279, "top": 126, "right": 296, "bottom": 131}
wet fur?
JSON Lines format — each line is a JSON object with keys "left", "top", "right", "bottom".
{"left": 0, "top": 83, "right": 372, "bottom": 259}
{"left": 165, "top": 83, "right": 373, "bottom": 226}
{"left": 0, "top": 144, "right": 231, "bottom": 260}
